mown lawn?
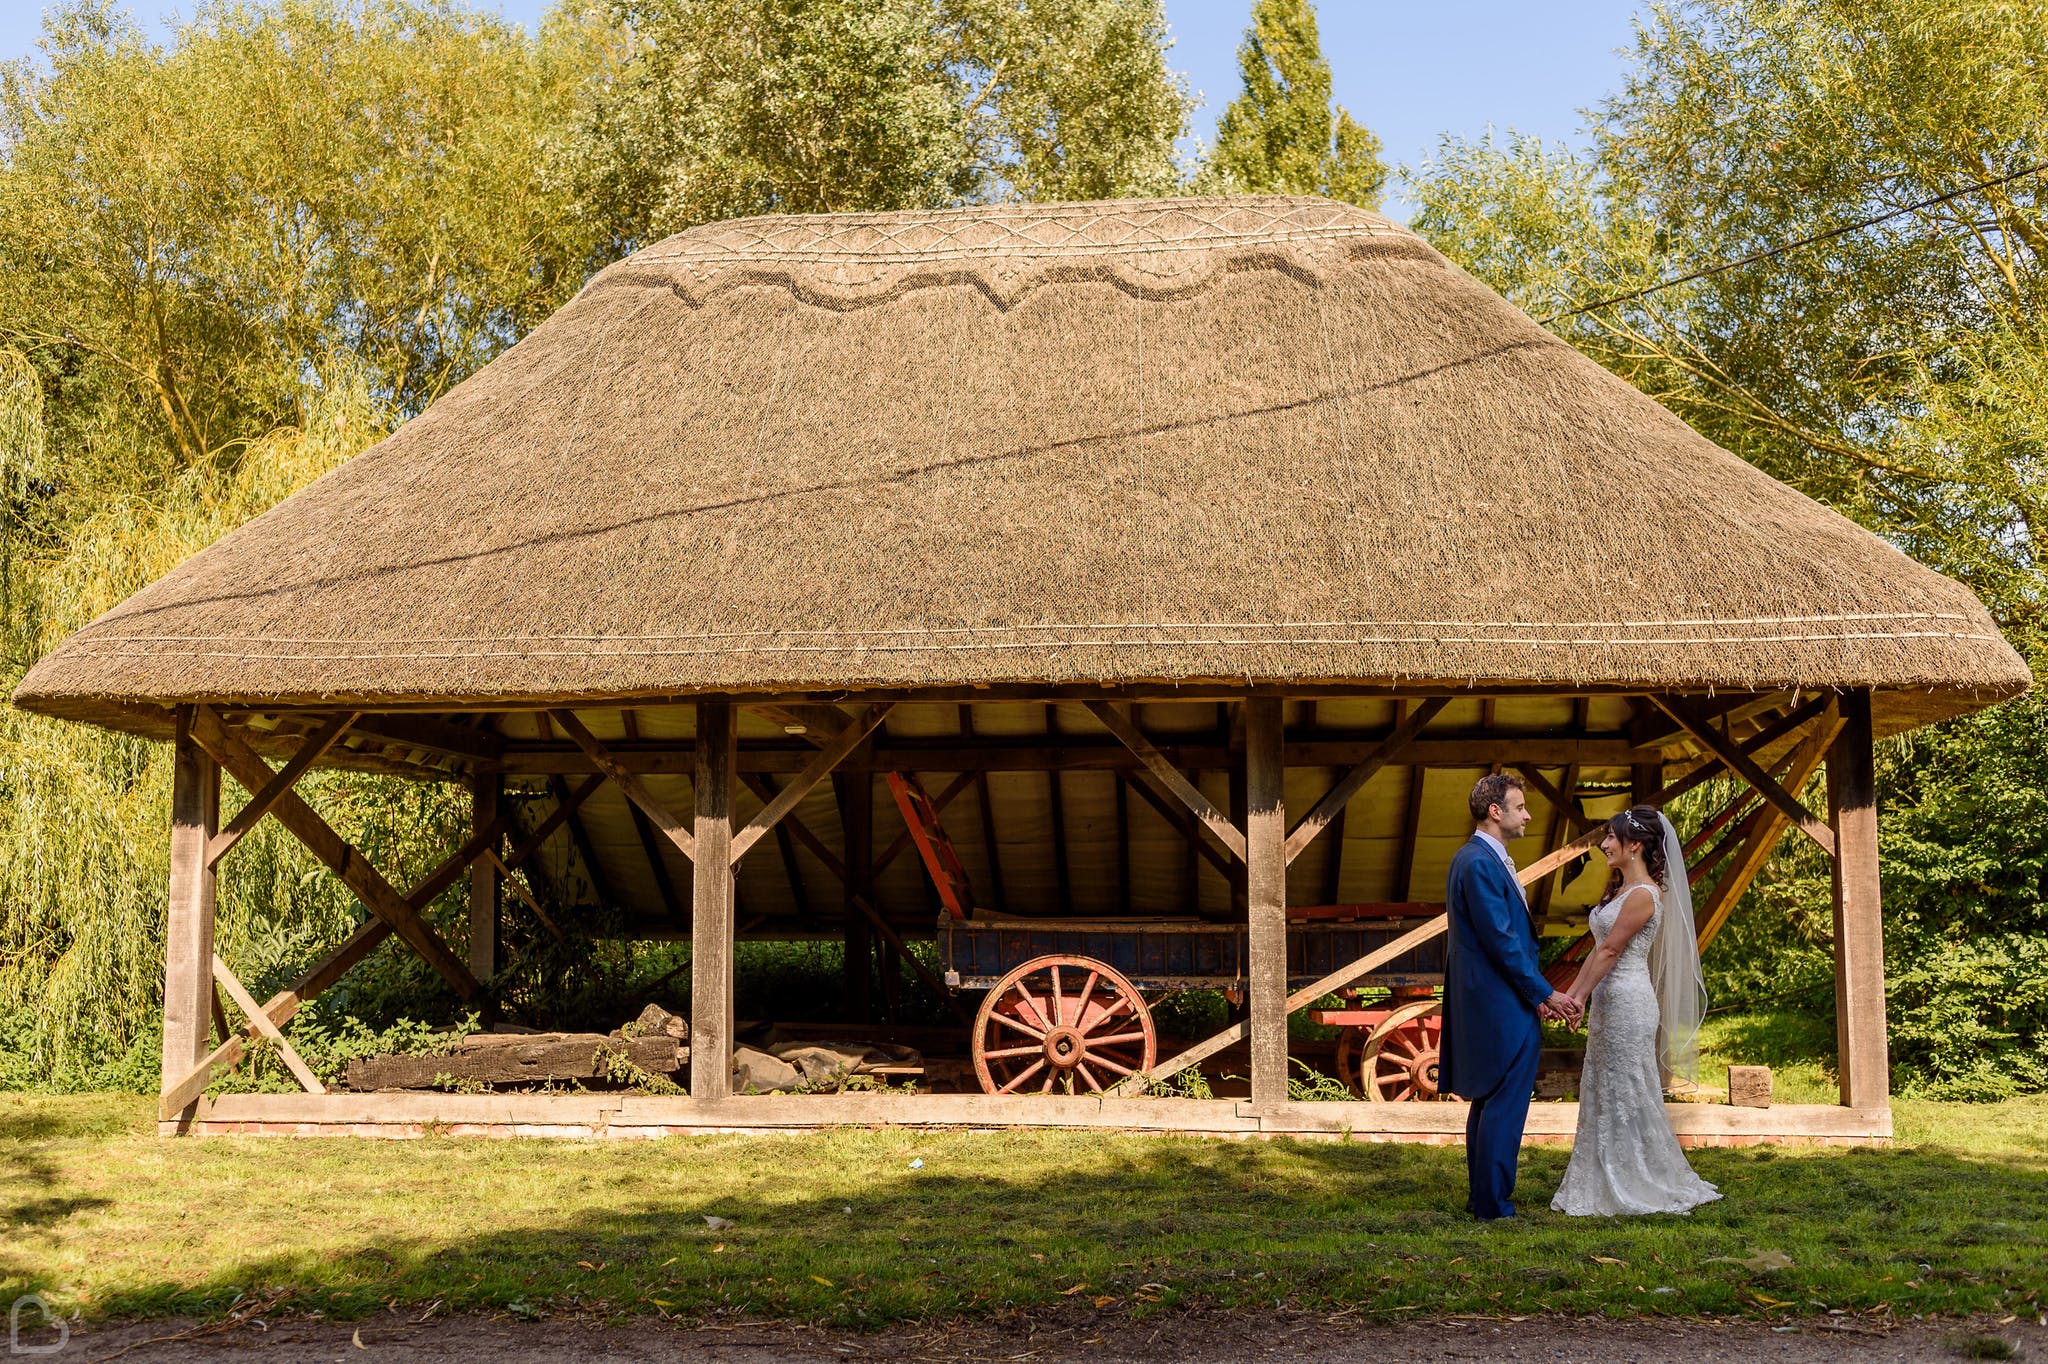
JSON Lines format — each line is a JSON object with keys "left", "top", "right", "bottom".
{"left": 3, "top": 1090, "right": 2044, "bottom": 1328}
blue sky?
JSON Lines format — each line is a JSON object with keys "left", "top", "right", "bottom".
{"left": 0, "top": 0, "right": 1645, "bottom": 217}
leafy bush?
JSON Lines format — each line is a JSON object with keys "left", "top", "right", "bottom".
{"left": 1707, "top": 653, "right": 2048, "bottom": 1100}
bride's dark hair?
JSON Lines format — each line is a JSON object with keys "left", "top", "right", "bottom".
{"left": 1602, "top": 804, "right": 1670, "bottom": 901}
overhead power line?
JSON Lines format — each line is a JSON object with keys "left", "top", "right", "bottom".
{"left": 1539, "top": 160, "right": 2048, "bottom": 325}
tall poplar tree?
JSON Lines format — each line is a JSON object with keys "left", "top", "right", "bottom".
{"left": 1202, "top": 0, "right": 1385, "bottom": 208}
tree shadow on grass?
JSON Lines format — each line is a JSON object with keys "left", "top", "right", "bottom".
{"left": 9, "top": 1129, "right": 2047, "bottom": 1327}
{"left": 0, "top": 1101, "right": 118, "bottom": 1295}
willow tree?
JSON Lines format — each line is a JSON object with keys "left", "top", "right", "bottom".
{"left": 556, "top": 0, "right": 1193, "bottom": 247}
{"left": 1200, "top": 0, "right": 1385, "bottom": 209}
{"left": 0, "top": 0, "right": 609, "bottom": 1079}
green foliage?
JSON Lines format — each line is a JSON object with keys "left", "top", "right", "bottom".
{"left": 0, "top": 0, "right": 610, "bottom": 1081}
{"left": 1201, "top": 0, "right": 1385, "bottom": 208}
{"left": 1408, "top": 0, "right": 2048, "bottom": 1098}
{"left": 558, "top": 0, "right": 1191, "bottom": 245}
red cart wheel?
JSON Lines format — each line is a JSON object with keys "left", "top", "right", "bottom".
{"left": 972, "top": 955, "right": 1155, "bottom": 1096}
{"left": 1361, "top": 1000, "right": 1447, "bottom": 1101}
{"left": 1334, "top": 1025, "right": 1368, "bottom": 1096}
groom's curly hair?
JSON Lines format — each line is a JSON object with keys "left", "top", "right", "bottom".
{"left": 1602, "top": 804, "right": 1671, "bottom": 901}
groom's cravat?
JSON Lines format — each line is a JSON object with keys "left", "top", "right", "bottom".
{"left": 1473, "top": 830, "right": 1527, "bottom": 904}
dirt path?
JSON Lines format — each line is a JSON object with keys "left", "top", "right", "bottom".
{"left": 48, "top": 1310, "right": 2043, "bottom": 1363}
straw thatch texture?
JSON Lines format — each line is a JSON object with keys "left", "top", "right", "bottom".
{"left": 12, "top": 197, "right": 2029, "bottom": 736}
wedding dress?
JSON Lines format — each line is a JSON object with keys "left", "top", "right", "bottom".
{"left": 1551, "top": 883, "right": 1722, "bottom": 1217}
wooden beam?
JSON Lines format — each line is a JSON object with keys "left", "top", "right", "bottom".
{"left": 1513, "top": 763, "right": 1598, "bottom": 836}
{"left": 729, "top": 704, "right": 892, "bottom": 864}
{"left": 1653, "top": 696, "right": 1835, "bottom": 856}
{"left": 1695, "top": 706, "right": 1843, "bottom": 949}
{"left": 771, "top": 804, "right": 814, "bottom": 926}
{"left": 549, "top": 708, "right": 697, "bottom": 863}
{"left": 840, "top": 763, "right": 876, "bottom": 1023}
{"left": 1515, "top": 712, "right": 1830, "bottom": 894}
{"left": 205, "top": 711, "right": 357, "bottom": 867}
{"left": 349, "top": 713, "right": 504, "bottom": 766}
{"left": 748, "top": 703, "right": 851, "bottom": 744}
{"left": 1245, "top": 698, "right": 1289, "bottom": 1110}
{"left": 1532, "top": 762, "right": 1581, "bottom": 918}
{"left": 1084, "top": 701, "right": 1246, "bottom": 859}
{"left": 189, "top": 707, "right": 481, "bottom": 1004}
{"left": 1116, "top": 772, "right": 1132, "bottom": 916}
{"left": 1125, "top": 768, "right": 1237, "bottom": 883}
{"left": 960, "top": 707, "right": 1009, "bottom": 915}
{"left": 1394, "top": 760, "right": 1425, "bottom": 901}
{"left": 160, "top": 710, "right": 218, "bottom": 1127}
{"left": 1829, "top": 690, "right": 1889, "bottom": 1111}
{"left": 487, "top": 849, "right": 566, "bottom": 945}
{"left": 1284, "top": 698, "right": 1447, "bottom": 864}
{"left": 740, "top": 775, "right": 969, "bottom": 1025}
{"left": 403, "top": 806, "right": 518, "bottom": 915}
{"left": 159, "top": 918, "right": 392, "bottom": 1119}
{"left": 496, "top": 734, "right": 1654, "bottom": 776}
{"left": 211, "top": 953, "right": 324, "bottom": 1095}
{"left": 523, "top": 773, "right": 603, "bottom": 871}
{"left": 690, "top": 698, "right": 738, "bottom": 1101}
{"left": 468, "top": 773, "right": 501, "bottom": 980}
{"left": 1114, "top": 912, "right": 1453, "bottom": 1095}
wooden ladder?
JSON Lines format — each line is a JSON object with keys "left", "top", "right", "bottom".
{"left": 884, "top": 772, "right": 976, "bottom": 920}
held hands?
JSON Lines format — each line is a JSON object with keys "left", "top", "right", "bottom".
{"left": 1539, "top": 990, "right": 1585, "bottom": 1028}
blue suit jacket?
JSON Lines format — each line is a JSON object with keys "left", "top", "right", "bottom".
{"left": 1439, "top": 834, "right": 1553, "bottom": 1099}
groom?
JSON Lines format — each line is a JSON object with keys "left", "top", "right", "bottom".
{"left": 1441, "top": 773, "right": 1581, "bottom": 1220}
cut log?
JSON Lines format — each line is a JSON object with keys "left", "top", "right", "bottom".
{"left": 345, "top": 1034, "right": 683, "bottom": 1091}
{"left": 1728, "top": 1064, "right": 1773, "bottom": 1108}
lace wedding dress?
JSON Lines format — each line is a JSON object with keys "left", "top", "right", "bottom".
{"left": 1551, "top": 884, "right": 1722, "bottom": 1217}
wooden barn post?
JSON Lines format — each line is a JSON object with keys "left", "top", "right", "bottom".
{"left": 692, "top": 697, "right": 738, "bottom": 1100}
{"left": 1829, "top": 689, "right": 1889, "bottom": 1111}
{"left": 468, "top": 773, "right": 501, "bottom": 980}
{"left": 162, "top": 706, "right": 220, "bottom": 1131}
{"left": 1244, "top": 697, "right": 1289, "bottom": 1109}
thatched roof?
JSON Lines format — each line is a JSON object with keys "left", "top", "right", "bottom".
{"left": 13, "top": 196, "right": 2029, "bottom": 736}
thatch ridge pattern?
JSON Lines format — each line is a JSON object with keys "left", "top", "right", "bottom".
{"left": 593, "top": 197, "right": 1417, "bottom": 310}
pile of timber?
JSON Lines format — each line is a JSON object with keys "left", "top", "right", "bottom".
{"left": 343, "top": 1006, "right": 929, "bottom": 1094}
{"left": 345, "top": 1004, "right": 689, "bottom": 1092}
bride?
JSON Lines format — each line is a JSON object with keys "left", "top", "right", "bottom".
{"left": 1551, "top": 805, "right": 1722, "bottom": 1217}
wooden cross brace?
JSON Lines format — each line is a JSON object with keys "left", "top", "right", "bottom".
{"left": 1121, "top": 700, "right": 1844, "bottom": 1097}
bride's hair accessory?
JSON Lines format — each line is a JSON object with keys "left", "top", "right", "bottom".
{"left": 1603, "top": 805, "right": 1670, "bottom": 889}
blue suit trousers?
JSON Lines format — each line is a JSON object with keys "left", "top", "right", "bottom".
{"left": 1464, "top": 1022, "right": 1541, "bottom": 1219}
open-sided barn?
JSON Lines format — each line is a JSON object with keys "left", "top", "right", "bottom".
{"left": 13, "top": 196, "right": 2029, "bottom": 1141}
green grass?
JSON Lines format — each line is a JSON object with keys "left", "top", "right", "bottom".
{"left": 4, "top": 1090, "right": 2046, "bottom": 1329}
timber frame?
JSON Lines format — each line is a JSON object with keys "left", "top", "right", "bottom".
{"left": 159, "top": 687, "right": 1891, "bottom": 1146}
